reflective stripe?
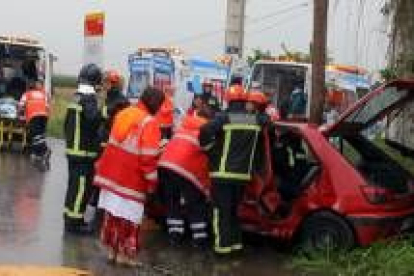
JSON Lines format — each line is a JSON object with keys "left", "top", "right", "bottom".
{"left": 174, "top": 133, "right": 199, "bottom": 147}
{"left": 94, "top": 175, "right": 146, "bottom": 202}
{"left": 65, "top": 176, "right": 86, "bottom": 219}
{"left": 145, "top": 171, "right": 157, "bottom": 181}
{"left": 168, "top": 227, "right": 185, "bottom": 234}
{"left": 102, "top": 105, "right": 108, "bottom": 119}
{"left": 193, "top": 232, "right": 208, "bottom": 239}
{"left": 202, "top": 142, "right": 214, "bottom": 151}
{"left": 190, "top": 222, "right": 207, "bottom": 230}
{"left": 64, "top": 208, "right": 83, "bottom": 219}
{"left": 223, "top": 124, "right": 261, "bottom": 131}
{"left": 210, "top": 171, "right": 251, "bottom": 181}
{"left": 108, "top": 137, "right": 159, "bottom": 156}
{"left": 232, "top": 244, "right": 243, "bottom": 250}
{"left": 219, "top": 129, "right": 232, "bottom": 172}
{"left": 66, "top": 103, "right": 97, "bottom": 158}
{"left": 167, "top": 219, "right": 184, "bottom": 226}
{"left": 66, "top": 149, "right": 98, "bottom": 158}
{"left": 158, "top": 161, "right": 207, "bottom": 194}
{"left": 213, "top": 208, "right": 232, "bottom": 254}
{"left": 247, "top": 131, "right": 260, "bottom": 174}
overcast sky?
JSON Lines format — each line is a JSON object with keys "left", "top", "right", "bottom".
{"left": 0, "top": 0, "right": 388, "bottom": 75}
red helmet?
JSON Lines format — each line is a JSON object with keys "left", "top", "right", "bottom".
{"left": 104, "top": 70, "right": 123, "bottom": 87}
{"left": 226, "top": 84, "right": 247, "bottom": 102}
{"left": 248, "top": 91, "right": 268, "bottom": 106}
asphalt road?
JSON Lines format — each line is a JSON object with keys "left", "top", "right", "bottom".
{"left": 0, "top": 139, "right": 297, "bottom": 276}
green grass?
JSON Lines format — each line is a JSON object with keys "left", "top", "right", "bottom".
{"left": 291, "top": 237, "right": 414, "bottom": 276}
{"left": 52, "top": 75, "right": 77, "bottom": 88}
{"left": 47, "top": 87, "right": 72, "bottom": 138}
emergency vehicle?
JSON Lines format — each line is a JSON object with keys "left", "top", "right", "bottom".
{"left": 0, "top": 36, "right": 54, "bottom": 150}
{"left": 127, "top": 47, "right": 228, "bottom": 121}
{"left": 245, "top": 60, "right": 372, "bottom": 119}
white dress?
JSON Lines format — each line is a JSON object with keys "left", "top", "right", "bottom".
{"left": 98, "top": 189, "right": 144, "bottom": 225}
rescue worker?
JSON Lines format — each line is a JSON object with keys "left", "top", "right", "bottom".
{"left": 98, "top": 70, "right": 129, "bottom": 147}
{"left": 201, "top": 80, "right": 220, "bottom": 113}
{"left": 19, "top": 79, "right": 50, "bottom": 170}
{"left": 158, "top": 108, "right": 212, "bottom": 248}
{"left": 288, "top": 79, "right": 307, "bottom": 119}
{"left": 94, "top": 87, "right": 164, "bottom": 266}
{"left": 63, "top": 63, "right": 102, "bottom": 234}
{"left": 187, "top": 94, "right": 205, "bottom": 117}
{"left": 156, "top": 85, "right": 174, "bottom": 141}
{"left": 199, "top": 85, "right": 267, "bottom": 255}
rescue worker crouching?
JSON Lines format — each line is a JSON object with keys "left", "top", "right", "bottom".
{"left": 63, "top": 63, "right": 103, "bottom": 234}
{"left": 199, "top": 85, "right": 267, "bottom": 255}
{"left": 18, "top": 79, "right": 50, "bottom": 171}
{"left": 93, "top": 87, "right": 165, "bottom": 266}
{"left": 158, "top": 108, "right": 212, "bottom": 248}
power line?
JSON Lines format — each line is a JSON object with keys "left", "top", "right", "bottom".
{"left": 161, "top": 1, "right": 310, "bottom": 46}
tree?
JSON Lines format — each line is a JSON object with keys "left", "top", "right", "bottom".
{"left": 383, "top": 0, "right": 414, "bottom": 77}
{"left": 246, "top": 48, "right": 272, "bottom": 66}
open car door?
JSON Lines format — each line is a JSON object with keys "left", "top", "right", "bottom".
{"left": 323, "top": 79, "right": 414, "bottom": 136}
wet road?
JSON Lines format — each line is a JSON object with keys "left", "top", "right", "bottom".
{"left": 0, "top": 139, "right": 297, "bottom": 275}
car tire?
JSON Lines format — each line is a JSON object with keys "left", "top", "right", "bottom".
{"left": 298, "top": 211, "right": 355, "bottom": 255}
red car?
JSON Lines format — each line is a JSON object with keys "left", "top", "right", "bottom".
{"left": 150, "top": 79, "right": 414, "bottom": 251}
{"left": 240, "top": 79, "right": 414, "bottom": 251}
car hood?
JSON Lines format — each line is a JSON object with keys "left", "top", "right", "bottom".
{"left": 322, "top": 79, "right": 414, "bottom": 136}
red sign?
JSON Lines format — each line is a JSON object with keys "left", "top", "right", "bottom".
{"left": 84, "top": 12, "right": 105, "bottom": 37}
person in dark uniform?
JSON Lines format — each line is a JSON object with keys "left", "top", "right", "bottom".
{"left": 199, "top": 85, "right": 267, "bottom": 255}
{"left": 63, "top": 63, "right": 103, "bottom": 234}
{"left": 201, "top": 80, "right": 220, "bottom": 113}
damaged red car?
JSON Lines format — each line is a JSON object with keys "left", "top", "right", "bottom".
{"left": 150, "top": 79, "right": 414, "bottom": 251}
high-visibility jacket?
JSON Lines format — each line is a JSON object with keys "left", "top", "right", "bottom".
{"left": 156, "top": 95, "right": 174, "bottom": 129}
{"left": 64, "top": 84, "right": 101, "bottom": 162}
{"left": 19, "top": 89, "right": 48, "bottom": 123}
{"left": 94, "top": 104, "right": 161, "bottom": 203}
{"left": 200, "top": 110, "right": 265, "bottom": 183}
{"left": 158, "top": 115, "right": 211, "bottom": 196}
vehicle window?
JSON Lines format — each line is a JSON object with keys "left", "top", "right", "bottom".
{"left": 127, "top": 71, "right": 149, "bottom": 98}
{"left": 345, "top": 87, "right": 409, "bottom": 125}
{"left": 373, "top": 138, "right": 414, "bottom": 175}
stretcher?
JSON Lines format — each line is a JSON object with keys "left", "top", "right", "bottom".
{"left": 0, "top": 98, "right": 27, "bottom": 152}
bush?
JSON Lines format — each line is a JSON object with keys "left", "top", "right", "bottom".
{"left": 52, "top": 75, "right": 77, "bottom": 89}
{"left": 47, "top": 87, "right": 73, "bottom": 138}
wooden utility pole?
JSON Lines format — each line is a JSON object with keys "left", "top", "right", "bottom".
{"left": 310, "top": 0, "right": 329, "bottom": 125}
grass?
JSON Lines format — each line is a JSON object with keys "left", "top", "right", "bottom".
{"left": 47, "top": 87, "right": 73, "bottom": 139}
{"left": 291, "top": 237, "right": 414, "bottom": 276}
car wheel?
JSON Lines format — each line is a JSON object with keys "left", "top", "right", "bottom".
{"left": 298, "top": 211, "right": 355, "bottom": 255}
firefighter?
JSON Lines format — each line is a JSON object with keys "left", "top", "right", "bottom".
{"left": 199, "top": 85, "right": 267, "bottom": 255}
{"left": 19, "top": 79, "right": 50, "bottom": 170}
{"left": 156, "top": 85, "right": 174, "bottom": 142}
{"left": 201, "top": 80, "right": 220, "bottom": 113}
{"left": 63, "top": 63, "right": 103, "bottom": 234}
{"left": 158, "top": 108, "right": 212, "bottom": 248}
{"left": 94, "top": 87, "right": 164, "bottom": 266}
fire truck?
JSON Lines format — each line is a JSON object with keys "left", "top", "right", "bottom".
{"left": 0, "top": 35, "right": 54, "bottom": 150}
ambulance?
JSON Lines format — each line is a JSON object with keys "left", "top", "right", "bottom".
{"left": 127, "top": 47, "right": 228, "bottom": 121}
{"left": 0, "top": 35, "right": 54, "bottom": 150}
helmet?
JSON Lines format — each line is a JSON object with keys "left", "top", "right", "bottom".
{"left": 78, "top": 64, "right": 103, "bottom": 86}
{"left": 104, "top": 70, "right": 123, "bottom": 87}
{"left": 225, "top": 84, "right": 246, "bottom": 102}
{"left": 247, "top": 91, "right": 268, "bottom": 106}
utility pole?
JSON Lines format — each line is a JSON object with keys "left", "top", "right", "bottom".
{"left": 225, "top": 0, "right": 246, "bottom": 58}
{"left": 310, "top": 0, "right": 329, "bottom": 125}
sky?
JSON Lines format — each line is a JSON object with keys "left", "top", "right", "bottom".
{"left": 0, "top": 0, "right": 389, "bottom": 75}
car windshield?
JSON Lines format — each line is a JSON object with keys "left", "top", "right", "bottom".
{"left": 127, "top": 71, "right": 150, "bottom": 98}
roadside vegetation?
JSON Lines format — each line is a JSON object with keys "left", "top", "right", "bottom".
{"left": 291, "top": 236, "right": 414, "bottom": 276}
{"left": 47, "top": 87, "right": 72, "bottom": 139}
